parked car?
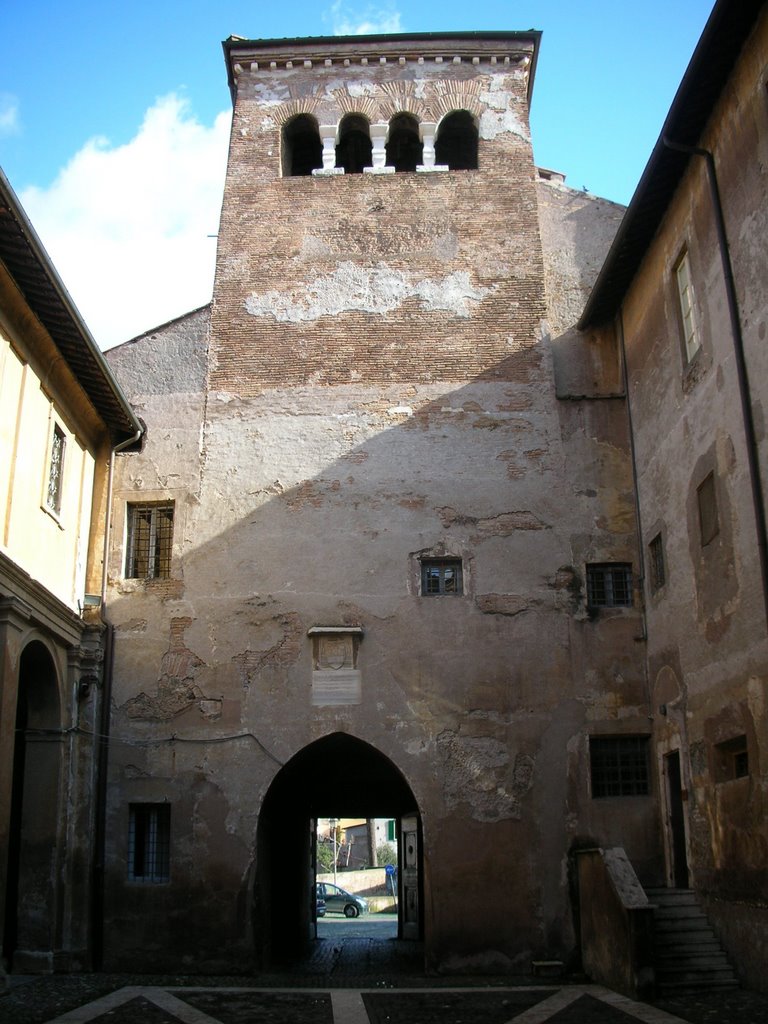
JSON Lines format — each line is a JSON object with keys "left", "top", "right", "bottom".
{"left": 316, "top": 882, "right": 368, "bottom": 918}
{"left": 316, "top": 892, "right": 326, "bottom": 918}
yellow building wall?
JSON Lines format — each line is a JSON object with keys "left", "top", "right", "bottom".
{"left": 0, "top": 331, "right": 97, "bottom": 612}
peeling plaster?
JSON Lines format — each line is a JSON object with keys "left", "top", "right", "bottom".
{"left": 437, "top": 730, "right": 535, "bottom": 821}
{"left": 346, "top": 81, "right": 377, "bottom": 99}
{"left": 122, "top": 619, "right": 205, "bottom": 720}
{"left": 437, "top": 507, "right": 550, "bottom": 534}
{"left": 244, "top": 263, "right": 493, "bottom": 322}
{"left": 479, "top": 80, "right": 528, "bottom": 141}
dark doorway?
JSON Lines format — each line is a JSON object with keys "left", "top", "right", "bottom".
{"left": 665, "top": 750, "right": 689, "bottom": 888}
{"left": 3, "top": 641, "right": 61, "bottom": 968}
{"left": 255, "top": 733, "right": 422, "bottom": 966}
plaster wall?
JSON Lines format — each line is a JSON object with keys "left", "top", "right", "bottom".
{"left": 0, "top": 271, "right": 104, "bottom": 613}
{"left": 102, "top": 42, "right": 655, "bottom": 974}
{"left": 617, "top": 10, "right": 768, "bottom": 988}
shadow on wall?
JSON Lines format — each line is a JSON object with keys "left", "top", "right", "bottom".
{"left": 100, "top": 323, "right": 648, "bottom": 972}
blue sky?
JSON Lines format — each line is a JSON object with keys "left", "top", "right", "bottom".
{"left": 1, "top": 0, "right": 714, "bottom": 348}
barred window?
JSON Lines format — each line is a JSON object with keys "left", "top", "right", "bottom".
{"left": 649, "top": 534, "right": 666, "bottom": 593}
{"left": 586, "top": 563, "right": 633, "bottom": 608}
{"left": 126, "top": 503, "right": 174, "bottom": 579}
{"left": 421, "top": 559, "right": 463, "bottom": 596}
{"left": 128, "top": 803, "right": 170, "bottom": 883}
{"left": 46, "top": 424, "right": 66, "bottom": 514}
{"left": 590, "top": 736, "right": 650, "bottom": 798}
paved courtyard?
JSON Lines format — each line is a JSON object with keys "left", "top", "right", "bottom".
{"left": 3, "top": 929, "right": 768, "bottom": 1024}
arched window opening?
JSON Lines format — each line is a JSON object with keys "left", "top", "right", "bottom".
{"left": 386, "top": 113, "right": 422, "bottom": 172}
{"left": 336, "top": 115, "right": 372, "bottom": 174}
{"left": 435, "top": 110, "right": 479, "bottom": 171}
{"left": 283, "top": 114, "right": 322, "bottom": 177}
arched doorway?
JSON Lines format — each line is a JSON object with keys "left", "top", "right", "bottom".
{"left": 254, "top": 733, "right": 422, "bottom": 965}
{"left": 3, "top": 640, "right": 62, "bottom": 969}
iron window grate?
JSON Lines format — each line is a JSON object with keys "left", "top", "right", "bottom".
{"left": 586, "top": 563, "right": 633, "bottom": 607}
{"left": 128, "top": 803, "right": 170, "bottom": 883}
{"left": 46, "top": 425, "right": 65, "bottom": 514}
{"left": 649, "top": 534, "right": 666, "bottom": 593}
{"left": 126, "top": 503, "right": 174, "bottom": 579}
{"left": 590, "top": 736, "right": 650, "bottom": 797}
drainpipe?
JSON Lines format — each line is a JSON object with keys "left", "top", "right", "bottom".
{"left": 661, "top": 137, "right": 768, "bottom": 631}
{"left": 91, "top": 425, "right": 142, "bottom": 969}
{"left": 617, "top": 309, "right": 648, "bottom": 645}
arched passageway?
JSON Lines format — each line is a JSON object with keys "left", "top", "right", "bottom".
{"left": 3, "top": 641, "right": 62, "bottom": 968}
{"left": 255, "top": 733, "right": 422, "bottom": 966}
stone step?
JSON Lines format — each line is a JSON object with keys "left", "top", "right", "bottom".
{"left": 657, "top": 977, "right": 740, "bottom": 994}
{"left": 654, "top": 929, "right": 723, "bottom": 947}
{"left": 655, "top": 917, "right": 708, "bottom": 933}
{"left": 656, "top": 952, "right": 733, "bottom": 969}
{"left": 646, "top": 890, "right": 701, "bottom": 907}
{"left": 657, "top": 960, "right": 736, "bottom": 976}
{"left": 645, "top": 886, "right": 740, "bottom": 994}
{"left": 654, "top": 916, "right": 711, "bottom": 932}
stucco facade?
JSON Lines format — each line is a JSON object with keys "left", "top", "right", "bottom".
{"left": 0, "top": 171, "right": 141, "bottom": 975}
{"left": 580, "top": 0, "right": 768, "bottom": 991}
{"left": 101, "top": 33, "right": 657, "bottom": 975}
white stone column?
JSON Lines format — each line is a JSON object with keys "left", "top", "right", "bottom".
{"left": 365, "top": 123, "right": 394, "bottom": 173}
{"left": 417, "top": 121, "right": 448, "bottom": 173}
{"left": 312, "top": 125, "right": 344, "bottom": 175}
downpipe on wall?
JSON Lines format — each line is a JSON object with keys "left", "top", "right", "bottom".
{"left": 91, "top": 424, "right": 143, "bottom": 970}
{"left": 662, "top": 136, "right": 768, "bottom": 632}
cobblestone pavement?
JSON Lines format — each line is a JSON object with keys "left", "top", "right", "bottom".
{"left": 2, "top": 937, "right": 767, "bottom": 1024}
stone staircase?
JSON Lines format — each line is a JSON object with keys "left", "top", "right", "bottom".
{"left": 646, "top": 887, "right": 739, "bottom": 994}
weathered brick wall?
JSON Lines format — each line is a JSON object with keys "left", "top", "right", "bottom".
{"left": 102, "top": 37, "right": 654, "bottom": 976}
{"left": 211, "top": 59, "right": 546, "bottom": 392}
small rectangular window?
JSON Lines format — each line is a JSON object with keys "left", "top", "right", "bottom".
{"left": 697, "top": 473, "right": 719, "bottom": 547}
{"left": 714, "top": 736, "right": 749, "bottom": 783}
{"left": 586, "top": 563, "right": 633, "bottom": 608}
{"left": 648, "top": 533, "right": 666, "bottom": 593}
{"left": 590, "top": 736, "right": 650, "bottom": 797}
{"left": 421, "top": 558, "right": 463, "bottom": 596}
{"left": 46, "top": 424, "right": 66, "bottom": 515}
{"left": 126, "top": 503, "right": 174, "bottom": 578}
{"left": 128, "top": 803, "right": 170, "bottom": 883}
{"left": 675, "top": 250, "right": 700, "bottom": 363}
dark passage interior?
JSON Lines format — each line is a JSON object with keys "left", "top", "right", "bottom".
{"left": 255, "top": 733, "right": 422, "bottom": 967}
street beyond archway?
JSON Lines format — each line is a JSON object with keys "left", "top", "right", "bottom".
{"left": 318, "top": 911, "right": 398, "bottom": 940}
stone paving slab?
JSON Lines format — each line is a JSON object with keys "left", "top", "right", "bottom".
{"left": 362, "top": 988, "right": 553, "bottom": 1023}
{"left": 35, "top": 986, "right": 693, "bottom": 1024}
{"left": 4, "top": 976, "right": 768, "bottom": 1024}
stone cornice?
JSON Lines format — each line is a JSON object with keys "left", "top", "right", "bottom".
{"left": 0, "top": 550, "right": 85, "bottom": 647}
{"left": 223, "top": 31, "right": 540, "bottom": 104}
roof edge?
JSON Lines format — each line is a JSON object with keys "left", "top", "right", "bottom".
{"left": 578, "top": 0, "right": 764, "bottom": 329}
{"left": 0, "top": 167, "right": 142, "bottom": 442}
{"left": 222, "top": 30, "right": 542, "bottom": 106}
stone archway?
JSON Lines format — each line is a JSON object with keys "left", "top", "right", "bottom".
{"left": 254, "top": 732, "right": 422, "bottom": 966}
{"left": 3, "top": 640, "right": 62, "bottom": 970}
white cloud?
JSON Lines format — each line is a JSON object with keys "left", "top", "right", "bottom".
{"left": 20, "top": 94, "right": 230, "bottom": 349}
{"left": 0, "top": 93, "right": 20, "bottom": 135}
{"left": 326, "top": 1, "right": 402, "bottom": 35}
